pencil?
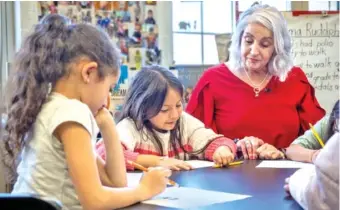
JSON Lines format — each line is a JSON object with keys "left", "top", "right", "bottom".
{"left": 229, "top": 160, "right": 244, "bottom": 166}
{"left": 308, "top": 123, "right": 325, "bottom": 148}
{"left": 127, "top": 160, "right": 178, "bottom": 187}
{"left": 213, "top": 160, "right": 244, "bottom": 168}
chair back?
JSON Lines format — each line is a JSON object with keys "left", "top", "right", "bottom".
{"left": 0, "top": 193, "right": 62, "bottom": 210}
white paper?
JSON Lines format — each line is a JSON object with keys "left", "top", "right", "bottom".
{"left": 127, "top": 173, "right": 143, "bottom": 187}
{"left": 126, "top": 172, "right": 178, "bottom": 188}
{"left": 142, "top": 187, "right": 251, "bottom": 208}
{"left": 256, "top": 160, "right": 314, "bottom": 169}
{"left": 185, "top": 160, "right": 215, "bottom": 169}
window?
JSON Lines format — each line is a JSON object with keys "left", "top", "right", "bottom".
{"left": 173, "top": 33, "right": 202, "bottom": 65}
{"left": 172, "top": 1, "right": 201, "bottom": 33}
{"left": 173, "top": 1, "right": 233, "bottom": 65}
{"left": 238, "top": 0, "right": 291, "bottom": 11}
{"left": 308, "top": 1, "right": 339, "bottom": 11}
{"left": 203, "top": 1, "right": 232, "bottom": 34}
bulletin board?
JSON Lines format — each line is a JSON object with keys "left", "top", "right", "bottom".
{"left": 37, "top": 1, "right": 161, "bottom": 67}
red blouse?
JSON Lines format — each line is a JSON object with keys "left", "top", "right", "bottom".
{"left": 186, "top": 64, "right": 325, "bottom": 149}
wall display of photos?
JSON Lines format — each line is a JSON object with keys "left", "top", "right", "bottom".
{"left": 38, "top": 1, "right": 161, "bottom": 68}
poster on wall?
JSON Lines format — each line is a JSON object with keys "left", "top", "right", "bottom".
{"left": 38, "top": 1, "right": 161, "bottom": 66}
{"left": 146, "top": 1, "right": 157, "bottom": 5}
{"left": 129, "top": 48, "right": 146, "bottom": 70}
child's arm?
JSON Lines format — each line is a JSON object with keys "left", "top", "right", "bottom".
{"left": 285, "top": 144, "right": 319, "bottom": 163}
{"left": 95, "top": 108, "right": 126, "bottom": 187}
{"left": 55, "top": 121, "right": 170, "bottom": 210}
{"left": 286, "top": 116, "right": 329, "bottom": 162}
{"left": 96, "top": 140, "right": 193, "bottom": 171}
{"left": 184, "top": 112, "right": 236, "bottom": 159}
{"left": 96, "top": 139, "right": 139, "bottom": 171}
{"left": 289, "top": 116, "right": 329, "bottom": 150}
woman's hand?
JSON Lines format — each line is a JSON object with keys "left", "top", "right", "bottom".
{"left": 256, "top": 143, "right": 284, "bottom": 159}
{"left": 237, "top": 136, "right": 264, "bottom": 159}
{"left": 158, "top": 158, "right": 193, "bottom": 171}
{"left": 213, "top": 146, "right": 235, "bottom": 166}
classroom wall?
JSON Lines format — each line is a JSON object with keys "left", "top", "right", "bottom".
{"left": 0, "top": 1, "right": 337, "bottom": 193}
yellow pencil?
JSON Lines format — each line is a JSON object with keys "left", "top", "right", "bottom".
{"left": 309, "top": 123, "right": 325, "bottom": 148}
{"left": 229, "top": 160, "right": 244, "bottom": 166}
{"left": 213, "top": 160, "right": 244, "bottom": 168}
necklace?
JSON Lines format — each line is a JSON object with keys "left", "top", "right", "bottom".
{"left": 244, "top": 69, "right": 269, "bottom": 97}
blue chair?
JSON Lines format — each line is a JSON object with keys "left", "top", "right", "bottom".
{"left": 0, "top": 194, "right": 62, "bottom": 210}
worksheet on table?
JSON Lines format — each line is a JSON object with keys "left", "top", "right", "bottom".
{"left": 142, "top": 187, "right": 251, "bottom": 209}
{"left": 185, "top": 160, "right": 215, "bottom": 169}
{"left": 126, "top": 160, "right": 215, "bottom": 187}
{"left": 256, "top": 160, "right": 314, "bottom": 169}
{"left": 127, "top": 173, "right": 143, "bottom": 187}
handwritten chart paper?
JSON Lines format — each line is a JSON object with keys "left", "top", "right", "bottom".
{"left": 256, "top": 160, "right": 314, "bottom": 169}
{"left": 185, "top": 160, "right": 215, "bottom": 169}
{"left": 286, "top": 14, "right": 339, "bottom": 112}
{"left": 142, "top": 187, "right": 251, "bottom": 209}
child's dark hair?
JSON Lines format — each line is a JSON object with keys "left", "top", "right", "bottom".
{"left": 118, "top": 66, "right": 210, "bottom": 159}
{"left": 326, "top": 100, "right": 339, "bottom": 139}
{"left": 0, "top": 14, "right": 120, "bottom": 184}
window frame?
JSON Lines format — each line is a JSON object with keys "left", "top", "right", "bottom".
{"left": 172, "top": 1, "right": 234, "bottom": 65}
{"left": 172, "top": 1, "right": 340, "bottom": 66}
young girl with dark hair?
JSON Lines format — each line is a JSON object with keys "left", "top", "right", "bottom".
{"left": 96, "top": 66, "right": 236, "bottom": 170}
{"left": 0, "top": 14, "right": 169, "bottom": 210}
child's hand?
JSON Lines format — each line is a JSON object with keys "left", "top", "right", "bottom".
{"left": 159, "top": 158, "right": 193, "bottom": 171}
{"left": 137, "top": 167, "right": 172, "bottom": 200}
{"left": 95, "top": 108, "right": 114, "bottom": 130}
{"left": 213, "top": 146, "right": 234, "bottom": 166}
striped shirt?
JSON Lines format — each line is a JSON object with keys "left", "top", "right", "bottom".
{"left": 96, "top": 112, "right": 236, "bottom": 170}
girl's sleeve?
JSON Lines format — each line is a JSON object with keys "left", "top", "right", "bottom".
{"left": 291, "top": 116, "right": 329, "bottom": 149}
{"left": 183, "top": 113, "right": 236, "bottom": 160}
